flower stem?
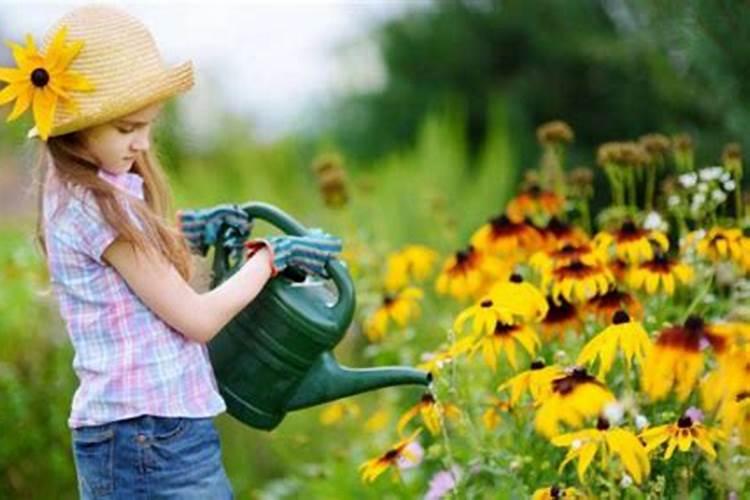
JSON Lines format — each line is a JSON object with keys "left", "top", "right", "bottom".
{"left": 645, "top": 165, "right": 656, "bottom": 211}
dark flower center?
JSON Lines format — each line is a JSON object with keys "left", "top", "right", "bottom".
{"left": 684, "top": 315, "right": 705, "bottom": 333}
{"left": 31, "top": 68, "right": 50, "bottom": 87}
{"left": 530, "top": 360, "right": 546, "bottom": 370}
{"left": 384, "top": 449, "right": 399, "bottom": 461}
{"left": 494, "top": 322, "right": 517, "bottom": 336}
{"left": 620, "top": 220, "right": 637, "bottom": 234}
{"left": 528, "top": 184, "right": 542, "bottom": 197}
{"left": 552, "top": 366, "right": 594, "bottom": 395}
{"left": 480, "top": 299, "right": 494, "bottom": 308}
{"left": 421, "top": 392, "right": 435, "bottom": 404}
{"left": 489, "top": 215, "right": 511, "bottom": 230}
{"left": 596, "top": 416, "right": 610, "bottom": 430}
{"left": 612, "top": 310, "right": 630, "bottom": 324}
{"left": 550, "top": 486, "right": 561, "bottom": 498}
{"left": 510, "top": 273, "right": 523, "bottom": 283}
{"left": 383, "top": 295, "right": 395, "bottom": 306}
{"left": 560, "top": 243, "right": 576, "bottom": 254}
{"left": 677, "top": 415, "right": 693, "bottom": 428}
{"left": 455, "top": 246, "right": 474, "bottom": 264}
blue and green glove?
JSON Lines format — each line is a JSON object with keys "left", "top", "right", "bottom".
{"left": 245, "top": 230, "right": 342, "bottom": 278}
{"left": 177, "top": 203, "right": 253, "bottom": 258}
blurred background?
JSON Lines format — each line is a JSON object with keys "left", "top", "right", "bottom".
{"left": 1, "top": 0, "right": 749, "bottom": 498}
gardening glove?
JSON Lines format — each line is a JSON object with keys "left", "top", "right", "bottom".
{"left": 177, "top": 203, "right": 253, "bottom": 261}
{"left": 245, "top": 230, "right": 342, "bottom": 278}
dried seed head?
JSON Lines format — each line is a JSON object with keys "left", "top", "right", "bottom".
{"left": 537, "top": 120, "right": 574, "bottom": 146}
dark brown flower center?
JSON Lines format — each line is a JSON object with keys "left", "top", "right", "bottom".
{"left": 620, "top": 220, "right": 637, "bottom": 234}
{"left": 494, "top": 322, "right": 517, "bottom": 336}
{"left": 685, "top": 315, "right": 705, "bottom": 332}
{"left": 480, "top": 299, "right": 494, "bottom": 308}
{"left": 596, "top": 416, "right": 610, "bottom": 430}
{"left": 31, "top": 68, "right": 50, "bottom": 87}
{"left": 383, "top": 295, "right": 395, "bottom": 306}
{"left": 612, "top": 310, "right": 630, "bottom": 325}
{"left": 510, "top": 273, "right": 523, "bottom": 283}
{"left": 550, "top": 486, "right": 561, "bottom": 498}
{"left": 552, "top": 366, "right": 594, "bottom": 395}
{"left": 677, "top": 415, "right": 693, "bottom": 428}
{"left": 530, "top": 360, "right": 546, "bottom": 370}
{"left": 420, "top": 392, "right": 435, "bottom": 404}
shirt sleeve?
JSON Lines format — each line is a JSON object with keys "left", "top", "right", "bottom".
{"left": 68, "top": 192, "right": 143, "bottom": 265}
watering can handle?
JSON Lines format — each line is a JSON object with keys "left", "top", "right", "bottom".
{"left": 211, "top": 202, "right": 355, "bottom": 332}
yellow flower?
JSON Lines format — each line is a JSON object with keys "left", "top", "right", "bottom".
{"left": 627, "top": 253, "right": 693, "bottom": 296}
{"left": 530, "top": 241, "right": 606, "bottom": 275}
{"left": 506, "top": 186, "right": 564, "bottom": 223}
{"left": 585, "top": 287, "right": 642, "bottom": 324}
{"left": 641, "top": 316, "right": 730, "bottom": 402}
{"left": 435, "top": 245, "right": 509, "bottom": 301}
{"left": 537, "top": 217, "right": 588, "bottom": 250}
{"left": 0, "top": 26, "right": 94, "bottom": 140}
{"left": 497, "top": 359, "right": 564, "bottom": 406}
{"left": 383, "top": 245, "right": 439, "bottom": 292}
{"left": 543, "top": 259, "right": 614, "bottom": 304}
{"left": 396, "top": 392, "right": 461, "bottom": 436}
{"left": 577, "top": 310, "right": 652, "bottom": 379}
{"left": 532, "top": 485, "right": 587, "bottom": 499}
{"left": 696, "top": 227, "right": 744, "bottom": 262}
{"left": 453, "top": 296, "right": 515, "bottom": 336}
{"left": 364, "top": 287, "right": 423, "bottom": 342}
{"left": 594, "top": 220, "right": 669, "bottom": 264}
{"left": 552, "top": 417, "right": 650, "bottom": 484}
{"left": 535, "top": 367, "right": 616, "bottom": 437}
{"left": 487, "top": 273, "right": 549, "bottom": 322}
{"left": 467, "top": 319, "right": 540, "bottom": 372}
{"left": 364, "top": 408, "right": 390, "bottom": 432}
{"left": 470, "top": 214, "right": 542, "bottom": 256}
{"left": 319, "top": 400, "right": 361, "bottom": 425}
{"left": 540, "top": 296, "right": 582, "bottom": 343}
{"left": 358, "top": 429, "right": 422, "bottom": 483}
{"left": 481, "top": 396, "right": 512, "bottom": 430}
{"left": 640, "top": 414, "right": 724, "bottom": 460}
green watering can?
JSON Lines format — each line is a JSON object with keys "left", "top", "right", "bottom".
{"left": 207, "top": 202, "right": 431, "bottom": 431}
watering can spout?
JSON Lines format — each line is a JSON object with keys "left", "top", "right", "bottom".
{"left": 285, "top": 351, "right": 432, "bottom": 412}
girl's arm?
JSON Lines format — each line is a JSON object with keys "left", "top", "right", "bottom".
{"left": 103, "top": 238, "right": 273, "bottom": 344}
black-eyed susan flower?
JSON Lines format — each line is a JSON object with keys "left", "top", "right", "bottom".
{"left": 696, "top": 227, "right": 744, "bottom": 263}
{"left": 435, "top": 245, "right": 509, "bottom": 301}
{"left": 535, "top": 367, "right": 616, "bottom": 437}
{"left": 543, "top": 259, "right": 614, "bottom": 304}
{"left": 594, "top": 220, "right": 669, "bottom": 264}
{"left": 641, "top": 316, "right": 730, "bottom": 402}
{"left": 607, "top": 258, "right": 630, "bottom": 284}
{"left": 540, "top": 297, "right": 582, "bottom": 343}
{"left": 383, "top": 244, "right": 439, "bottom": 292}
{"left": 453, "top": 296, "right": 515, "bottom": 336}
{"left": 487, "top": 273, "right": 549, "bottom": 322}
{"left": 467, "top": 318, "right": 541, "bottom": 372}
{"left": 577, "top": 310, "right": 652, "bottom": 379}
{"left": 639, "top": 414, "right": 724, "bottom": 460}
{"left": 0, "top": 27, "right": 94, "bottom": 140}
{"left": 397, "top": 392, "right": 461, "bottom": 436}
{"left": 319, "top": 400, "right": 361, "bottom": 425}
{"left": 626, "top": 253, "right": 693, "bottom": 296}
{"left": 359, "top": 429, "right": 422, "bottom": 483}
{"left": 470, "top": 215, "right": 542, "bottom": 256}
{"left": 714, "top": 392, "right": 750, "bottom": 448}
{"left": 538, "top": 217, "right": 588, "bottom": 250}
{"left": 531, "top": 485, "right": 587, "bottom": 499}
{"left": 585, "top": 287, "right": 642, "bottom": 324}
{"left": 552, "top": 416, "right": 650, "bottom": 484}
{"left": 481, "top": 396, "right": 512, "bottom": 430}
{"left": 364, "top": 287, "right": 423, "bottom": 342}
{"left": 497, "top": 359, "right": 564, "bottom": 406}
{"left": 530, "top": 241, "right": 607, "bottom": 275}
{"left": 506, "top": 185, "right": 564, "bottom": 223}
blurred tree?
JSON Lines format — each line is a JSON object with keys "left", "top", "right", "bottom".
{"left": 326, "top": 0, "right": 748, "bottom": 167}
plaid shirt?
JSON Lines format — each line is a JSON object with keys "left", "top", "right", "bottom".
{"left": 43, "top": 168, "right": 225, "bottom": 429}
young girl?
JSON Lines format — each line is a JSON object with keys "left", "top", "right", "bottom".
{"left": 1, "top": 5, "right": 340, "bottom": 498}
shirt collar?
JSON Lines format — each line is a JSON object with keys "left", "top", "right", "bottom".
{"left": 97, "top": 169, "right": 145, "bottom": 200}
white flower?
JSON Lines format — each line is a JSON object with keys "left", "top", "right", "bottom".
{"left": 693, "top": 193, "right": 706, "bottom": 207}
{"left": 697, "top": 182, "right": 709, "bottom": 193}
{"left": 397, "top": 441, "right": 424, "bottom": 469}
{"left": 667, "top": 195, "right": 680, "bottom": 208}
{"left": 635, "top": 414, "right": 649, "bottom": 430}
{"left": 711, "top": 190, "right": 727, "bottom": 204}
{"left": 603, "top": 401, "right": 625, "bottom": 425}
{"left": 699, "top": 166, "right": 724, "bottom": 181}
{"left": 723, "top": 180, "right": 736, "bottom": 192}
{"left": 643, "top": 211, "right": 667, "bottom": 231}
{"left": 678, "top": 173, "right": 697, "bottom": 188}
{"left": 721, "top": 172, "right": 732, "bottom": 183}
{"left": 620, "top": 473, "right": 634, "bottom": 488}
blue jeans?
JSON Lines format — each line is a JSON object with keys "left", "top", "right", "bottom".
{"left": 71, "top": 415, "right": 234, "bottom": 499}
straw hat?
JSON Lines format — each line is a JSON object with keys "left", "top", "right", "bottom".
{"left": 17, "top": 5, "right": 193, "bottom": 139}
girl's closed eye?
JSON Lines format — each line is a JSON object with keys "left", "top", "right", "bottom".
{"left": 117, "top": 126, "right": 135, "bottom": 134}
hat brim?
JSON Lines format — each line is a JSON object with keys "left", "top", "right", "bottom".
{"left": 28, "top": 60, "right": 194, "bottom": 140}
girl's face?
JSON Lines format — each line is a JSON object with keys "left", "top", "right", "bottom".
{"left": 81, "top": 101, "right": 163, "bottom": 175}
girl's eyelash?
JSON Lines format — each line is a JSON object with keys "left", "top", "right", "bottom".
{"left": 117, "top": 127, "right": 134, "bottom": 134}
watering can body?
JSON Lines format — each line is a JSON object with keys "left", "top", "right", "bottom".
{"left": 207, "top": 203, "right": 431, "bottom": 431}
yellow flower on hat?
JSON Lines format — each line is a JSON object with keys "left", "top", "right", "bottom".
{"left": 0, "top": 26, "right": 94, "bottom": 140}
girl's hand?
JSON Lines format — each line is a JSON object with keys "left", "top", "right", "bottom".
{"left": 245, "top": 232, "right": 342, "bottom": 278}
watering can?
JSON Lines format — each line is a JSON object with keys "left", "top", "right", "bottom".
{"left": 207, "top": 202, "right": 432, "bottom": 431}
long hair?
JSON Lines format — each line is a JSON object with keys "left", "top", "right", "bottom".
{"left": 34, "top": 131, "right": 193, "bottom": 282}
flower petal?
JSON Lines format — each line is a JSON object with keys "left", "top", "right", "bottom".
{"left": 32, "top": 86, "right": 57, "bottom": 141}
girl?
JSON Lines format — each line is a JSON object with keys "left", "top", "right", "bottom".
{"left": 1, "top": 5, "right": 340, "bottom": 499}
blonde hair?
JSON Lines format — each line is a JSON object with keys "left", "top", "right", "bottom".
{"left": 34, "top": 131, "right": 193, "bottom": 281}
